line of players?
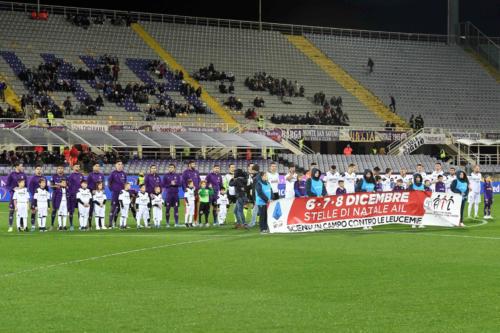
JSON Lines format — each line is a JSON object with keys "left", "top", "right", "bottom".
{"left": 5, "top": 160, "right": 239, "bottom": 232}
{"left": 313, "top": 162, "right": 493, "bottom": 223}
{"left": 5, "top": 160, "right": 494, "bottom": 232}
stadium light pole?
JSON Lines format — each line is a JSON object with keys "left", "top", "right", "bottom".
{"left": 258, "top": 0, "right": 262, "bottom": 31}
{"left": 447, "top": 0, "right": 459, "bottom": 44}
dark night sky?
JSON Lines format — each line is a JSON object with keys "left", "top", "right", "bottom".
{"left": 10, "top": 0, "right": 500, "bottom": 36}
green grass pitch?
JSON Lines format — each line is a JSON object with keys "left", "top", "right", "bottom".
{"left": 0, "top": 199, "right": 499, "bottom": 332}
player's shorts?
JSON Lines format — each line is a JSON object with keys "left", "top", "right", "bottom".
{"left": 165, "top": 197, "right": 179, "bottom": 207}
{"left": 210, "top": 195, "right": 218, "bottom": 206}
{"left": 468, "top": 192, "right": 481, "bottom": 204}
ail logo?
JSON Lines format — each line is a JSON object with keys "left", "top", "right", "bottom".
{"left": 425, "top": 195, "right": 455, "bottom": 212}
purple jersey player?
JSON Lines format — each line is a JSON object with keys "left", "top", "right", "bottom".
{"left": 50, "top": 164, "right": 67, "bottom": 228}
{"left": 435, "top": 176, "right": 446, "bottom": 193}
{"left": 162, "top": 163, "right": 181, "bottom": 226}
{"left": 484, "top": 176, "right": 494, "bottom": 219}
{"left": 108, "top": 160, "right": 127, "bottom": 228}
{"left": 145, "top": 164, "right": 162, "bottom": 195}
{"left": 87, "top": 163, "right": 104, "bottom": 192}
{"left": 336, "top": 180, "right": 347, "bottom": 195}
{"left": 206, "top": 164, "right": 223, "bottom": 223}
{"left": 67, "top": 164, "right": 84, "bottom": 229}
{"left": 6, "top": 161, "right": 27, "bottom": 232}
{"left": 294, "top": 174, "right": 307, "bottom": 197}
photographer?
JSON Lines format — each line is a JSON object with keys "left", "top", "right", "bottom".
{"left": 229, "top": 169, "right": 249, "bottom": 229}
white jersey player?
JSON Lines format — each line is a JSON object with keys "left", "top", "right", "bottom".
{"left": 151, "top": 187, "right": 164, "bottom": 229}
{"left": 58, "top": 181, "right": 69, "bottom": 230}
{"left": 267, "top": 162, "right": 280, "bottom": 199}
{"left": 33, "top": 180, "right": 50, "bottom": 232}
{"left": 415, "top": 163, "right": 427, "bottom": 182}
{"left": 136, "top": 185, "right": 150, "bottom": 229}
{"left": 396, "top": 168, "right": 413, "bottom": 189}
{"left": 445, "top": 167, "right": 457, "bottom": 193}
{"left": 429, "top": 162, "right": 445, "bottom": 191}
{"left": 324, "top": 165, "right": 341, "bottom": 196}
{"left": 216, "top": 189, "right": 230, "bottom": 225}
{"left": 343, "top": 164, "right": 357, "bottom": 194}
{"left": 13, "top": 179, "right": 30, "bottom": 231}
{"left": 381, "top": 168, "right": 395, "bottom": 192}
{"left": 93, "top": 182, "right": 107, "bottom": 230}
{"left": 184, "top": 182, "right": 196, "bottom": 227}
{"left": 468, "top": 165, "right": 482, "bottom": 218}
{"left": 118, "top": 183, "right": 132, "bottom": 229}
{"left": 284, "top": 166, "right": 297, "bottom": 199}
{"left": 76, "top": 182, "right": 92, "bottom": 230}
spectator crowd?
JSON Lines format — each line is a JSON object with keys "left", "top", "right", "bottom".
{"left": 0, "top": 104, "right": 19, "bottom": 119}
{"left": 66, "top": 13, "right": 135, "bottom": 29}
{"left": 409, "top": 114, "right": 424, "bottom": 130}
{"left": 270, "top": 109, "right": 349, "bottom": 126}
{"left": 245, "top": 72, "right": 305, "bottom": 102}
{"left": 193, "top": 63, "right": 235, "bottom": 83}
{"left": 0, "top": 146, "right": 125, "bottom": 173}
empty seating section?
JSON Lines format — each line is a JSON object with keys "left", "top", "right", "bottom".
{"left": 140, "top": 21, "right": 385, "bottom": 128}
{"left": 306, "top": 35, "right": 500, "bottom": 130}
{"left": 279, "top": 153, "right": 450, "bottom": 174}
{"left": 0, "top": 12, "right": 219, "bottom": 124}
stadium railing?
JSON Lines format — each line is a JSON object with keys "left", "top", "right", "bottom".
{"left": 0, "top": 118, "right": 25, "bottom": 124}
{"left": 460, "top": 21, "right": 500, "bottom": 71}
{"left": 0, "top": 1, "right": 451, "bottom": 43}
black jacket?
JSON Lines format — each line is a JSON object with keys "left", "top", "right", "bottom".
{"left": 229, "top": 169, "right": 248, "bottom": 200}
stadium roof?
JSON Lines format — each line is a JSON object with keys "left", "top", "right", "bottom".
{"left": 456, "top": 138, "right": 500, "bottom": 146}
{"left": 0, "top": 128, "right": 284, "bottom": 149}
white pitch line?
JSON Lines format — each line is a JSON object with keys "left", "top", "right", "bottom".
{"left": 371, "top": 230, "right": 500, "bottom": 240}
{"left": 60, "top": 233, "right": 241, "bottom": 238}
{"left": 467, "top": 219, "right": 489, "bottom": 228}
{"left": 0, "top": 234, "right": 253, "bottom": 278}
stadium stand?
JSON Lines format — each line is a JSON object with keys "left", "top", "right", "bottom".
{"left": 7, "top": 153, "right": 499, "bottom": 177}
{"left": 140, "top": 21, "right": 386, "bottom": 128}
{"left": 306, "top": 35, "right": 500, "bottom": 131}
{"left": 278, "top": 153, "right": 452, "bottom": 174}
{"left": 1, "top": 10, "right": 497, "bottom": 132}
{"left": 0, "top": 6, "right": 497, "bottom": 176}
{"left": 0, "top": 11, "right": 222, "bottom": 125}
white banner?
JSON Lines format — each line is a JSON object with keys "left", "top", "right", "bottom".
{"left": 422, "top": 133, "right": 447, "bottom": 145}
{"left": 68, "top": 123, "right": 109, "bottom": 131}
{"left": 400, "top": 133, "right": 447, "bottom": 155}
{"left": 421, "top": 193, "right": 462, "bottom": 227}
{"left": 267, "top": 192, "right": 461, "bottom": 233}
